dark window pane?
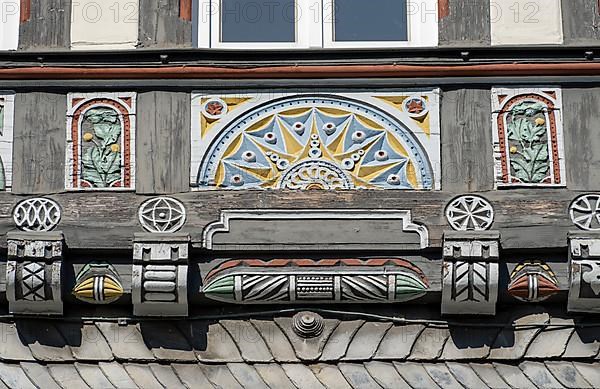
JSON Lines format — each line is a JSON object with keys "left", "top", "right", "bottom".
{"left": 221, "top": 0, "right": 296, "bottom": 42}
{"left": 334, "top": 0, "right": 408, "bottom": 42}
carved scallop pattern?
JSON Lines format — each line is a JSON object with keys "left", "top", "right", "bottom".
{"left": 445, "top": 195, "right": 494, "bottom": 231}
{"left": 570, "top": 194, "right": 600, "bottom": 231}
{"left": 13, "top": 198, "right": 61, "bottom": 232}
{"left": 138, "top": 197, "right": 186, "bottom": 233}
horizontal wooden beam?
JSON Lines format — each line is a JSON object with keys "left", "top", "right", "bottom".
{"left": 3, "top": 63, "right": 600, "bottom": 80}
{"left": 0, "top": 189, "right": 586, "bottom": 250}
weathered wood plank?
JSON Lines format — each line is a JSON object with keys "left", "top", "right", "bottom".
{"left": 12, "top": 93, "right": 66, "bottom": 194}
{"left": 138, "top": 0, "right": 192, "bottom": 48}
{"left": 439, "top": 0, "right": 490, "bottom": 46}
{"left": 18, "top": 0, "right": 71, "bottom": 50}
{"left": 0, "top": 189, "right": 584, "bottom": 250}
{"left": 562, "top": 88, "right": 600, "bottom": 190}
{"left": 441, "top": 88, "right": 494, "bottom": 192}
{"left": 136, "top": 92, "right": 191, "bottom": 194}
{"left": 562, "top": 0, "right": 600, "bottom": 45}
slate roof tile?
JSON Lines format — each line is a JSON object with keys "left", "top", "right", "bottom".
{"left": 0, "top": 323, "right": 35, "bottom": 361}
{"left": 58, "top": 323, "right": 113, "bottom": 362}
{"left": 573, "top": 362, "right": 600, "bottom": 388}
{"left": 254, "top": 363, "right": 297, "bottom": 389}
{"left": 250, "top": 320, "right": 298, "bottom": 362}
{"left": 422, "top": 363, "right": 464, "bottom": 389}
{"left": 220, "top": 320, "right": 273, "bottom": 362}
{"left": 393, "top": 361, "right": 442, "bottom": 389}
{"left": 199, "top": 363, "right": 244, "bottom": 388}
{"left": 520, "top": 361, "right": 566, "bottom": 389}
{"left": 338, "top": 362, "right": 383, "bottom": 389}
{"left": 441, "top": 326, "right": 500, "bottom": 360}
{"left": 96, "top": 323, "right": 155, "bottom": 362}
{"left": 227, "top": 363, "right": 270, "bottom": 389}
{"left": 445, "top": 362, "right": 490, "bottom": 389}
{"left": 0, "top": 362, "right": 36, "bottom": 389}
{"left": 364, "top": 361, "right": 412, "bottom": 389}
{"left": 185, "top": 322, "right": 244, "bottom": 363}
{"left": 20, "top": 362, "right": 62, "bottom": 389}
{"left": 139, "top": 322, "right": 196, "bottom": 362}
{"left": 122, "top": 364, "right": 163, "bottom": 389}
{"left": 320, "top": 320, "right": 364, "bottom": 361}
{"left": 310, "top": 363, "right": 354, "bottom": 389}
{"left": 75, "top": 362, "right": 116, "bottom": 389}
{"left": 492, "top": 363, "right": 535, "bottom": 389}
{"left": 469, "top": 363, "right": 511, "bottom": 389}
{"left": 98, "top": 361, "right": 138, "bottom": 389}
{"left": 343, "top": 322, "right": 392, "bottom": 361}
{"left": 408, "top": 326, "right": 450, "bottom": 360}
{"left": 373, "top": 324, "right": 425, "bottom": 360}
{"left": 489, "top": 313, "right": 550, "bottom": 360}
{"left": 525, "top": 318, "right": 574, "bottom": 359}
{"left": 563, "top": 326, "right": 600, "bottom": 359}
{"left": 274, "top": 317, "right": 339, "bottom": 362}
{"left": 544, "top": 361, "right": 593, "bottom": 389}
{"left": 149, "top": 363, "right": 185, "bottom": 388}
{"left": 281, "top": 363, "right": 326, "bottom": 389}
{"left": 17, "top": 320, "right": 74, "bottom": 362}
{"left": 171, "top": 363, "right": 215, "bottom": 388}
{"left": 47, "top": 364, "right": 91, "bottom": 389}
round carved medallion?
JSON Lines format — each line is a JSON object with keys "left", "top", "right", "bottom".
{"left": 445, "top": 195, "right": 494, "bottom": 231}
{"left": 138, "top": 197, "right": 186, "bottom": 233}
{"left": 13, "top": 198, "right": 61, "bottom": 232}
{"left": 570, "top": 194, "right": 600, "bottom": 231}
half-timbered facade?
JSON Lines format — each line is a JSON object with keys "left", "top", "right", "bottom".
{"left": 0, "top": 1, "right": 600, "bottom": 387}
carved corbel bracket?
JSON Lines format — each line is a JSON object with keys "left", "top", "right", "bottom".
{"left": 441, "top": 231, "right": 500, "bottom": 316}
{"left": 132, "top": 233, "right": 189, "bottom": 317}
{"left": 568, "top": 231, "right": 600, "bottom": 313}
{"left": 6, "top": 231, "right": 64, "bottom": 315}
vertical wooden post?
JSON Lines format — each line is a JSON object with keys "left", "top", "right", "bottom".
{"left": 180, "top": 0, "right": 192, "bottom": 21}
{"left": 438, "top": 0, "right": 450, "bottom": 19}
{"left": 20, "top": 0, "right": 31, "bottom": 23}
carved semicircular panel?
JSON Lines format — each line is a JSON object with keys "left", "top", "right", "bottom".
{"left": 202, "top": 258, "right": 429, "bottom": 304}
{"left": 73, "top": 263, "right": 124, "bottom": 304}
{"left": 507, "top": 260, "right": 559, "bottom": 303}
{"left": 193, "top": 93, "right": 439, "bottom": 190}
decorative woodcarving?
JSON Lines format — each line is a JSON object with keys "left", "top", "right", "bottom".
{"left": 66, "top": 93, "right": 136, "bottom": 190}
{"left": 508, "top": 261, "right": 559, "bottom": 302}
{"left": 13, "top": 198, "right": 61, "bottom": 232}
{"left": 132, "top": 233, "right": 189, "bottom": 316}
{"left": 568, "top": 232, "right": 600, "bottom": 313}
{"left": 445, "top": 195, "right": 494, "bottom": 231}
{"left": 203, "top": 258, "right": 429, "bottom": 304}
{"left": 203, "top": 209, "right": 429, "bottom": 251}
{"left": 292, "top": 311, "right": 325, "bottom": 339}
{"left": 6, "top": 232, "right": 64, "bottom": 315}
{"left": 569, "top": 194, "right": 600, "bottom": 231}
{"left": 191, "top": 92, "right": 441, "bottom": 190}
{"left": 442, "top": 231, "right": 500, "bottom": 315}
{"left": 73, "top": 263, "right": 123, "bottom": 304}
{"left": 492, "top": 88, "right": 565, "bottom": 187}
{"left": 0, "top": 92, "right": 14, "bottom": 190}
{"left": 138, "top": 197, "right": 186, "bottom": 233}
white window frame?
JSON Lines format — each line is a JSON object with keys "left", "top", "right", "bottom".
{"left": 196, "top": 0, "right": 437, "bottom": 49}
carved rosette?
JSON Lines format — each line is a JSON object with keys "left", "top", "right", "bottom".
{"left": 6, "top": 232, "right": 64, "bottom": 315}
{"left": 507, "top": 261, "right": 559, "bottom": 303}
{"left": 202, "top": 258, "right": 429, "bottom": 304}
{"left": 442, "top": 231, "right": 500, "bottom": 315}
{"left": 132, "top": 233, "right": 189, "bottom": 317}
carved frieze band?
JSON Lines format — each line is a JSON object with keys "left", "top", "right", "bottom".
{"left": 202, "top": 258, "right": 429, "bottom": 304}
{"left": 132, "top": 233, "right": 189, "bottom": 317}
{"left": 442, "top": 231, "right": 500, "bottom": 315}
{"left": 6, "top": 232, "right": 64, "bottom": 315}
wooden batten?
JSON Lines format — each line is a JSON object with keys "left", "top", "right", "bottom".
{"left": 179, "top": 0, "right": 192, "bottom": 21}
{"left": 19, "top": 0, "right": 30, "bottom": 23}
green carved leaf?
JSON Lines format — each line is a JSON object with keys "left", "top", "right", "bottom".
{"left": 394, "top": 273, "right": 427, "bottom": 302}
{"left": 510, "top": 102, "right": 546, "bottom": 116}
{"left": 203, "top": 276, "right": 236, "bottom": 302}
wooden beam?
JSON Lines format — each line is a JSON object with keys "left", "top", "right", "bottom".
{"left": 179, "top": 0, "right": 192, "bottom": 21}
{"left": 19, "top": 0, "right": 30, "bottom": 23}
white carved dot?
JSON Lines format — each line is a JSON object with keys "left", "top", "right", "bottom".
{"left": 570, "top": 194, "right": 600, "bottom": 231}
{"left": 375, "top": 150, "right": 389, "bottom": 161}
{"left": 269, "top": 154, "right": 280, "bottom": 162}
{"left": 276, "top": 159, "right": 290, "bottom": 171}
{"left": 445, "top": 195, "right": 494, "bottom": 231}
{"left": 13, "top": 198, "right": 61, "bottom": 232}
{"left": 293, "top": 122, "right": 305, "bottom": 134}
{"left": 138, "top": 197, "right": 186, "bottom": 233}
{"left": 351, "top": 153, "right": 361, "bottom": 162}
{"left": 387, "top": 174, "right": 401, "bottom": 185}
{"left": 264, "top": 132, "right": 277, "bottom": 144}
{"left": 230, "top": 175, "right": 245, "bottom": 186}
{"left": 341, "top": 158, "right": 355, "bottom": 170}
{"left": 242, "top": 151, "right": 256, "bottom": 162}
{"left": 309, "top": 148, "right": 322, "bottom": 159}
{"left": 352, "top": 131, "right": 366, "bottom": 143}
{"left": 323, "top": 122, "right": 337, "bottom": 135}
{"left": 310, "top": 140, "right": 320, "bottom": 148}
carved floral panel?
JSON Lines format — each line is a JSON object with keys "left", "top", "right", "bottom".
{"left": 191, "top": 91, "right": 441, "bottom": 190}
{"left": 0, "top": 92, "right": 14, "bottom": 191}
{"left": 66, "top": 93, "right": 136, "bottom": 190}
{"left": 491, "top": 88, "right": 565, "bottom": 187}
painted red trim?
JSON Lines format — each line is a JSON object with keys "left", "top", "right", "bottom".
{"left": 180, "top": 0, "right": 192, "bottom": 21}
{"left": 438, "top": 0, "right": 450, "bottom": 19}
{"left": 3, "top": 63, "right": 600, "bottom": 79}
{"left": 20, "top": 0, "right": 31, "bottom": 23}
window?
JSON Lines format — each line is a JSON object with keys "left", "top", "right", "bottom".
{"left": 491, "top": 88, "right": 565, "bottom": 187}
{"left": 197, "top": 0, "right": 438, "bottom": 48}
{"left": 0, "top": 92, "right": 15, "bottom": 190}
{"left": 66, "top": 93, "right": 136, "bottom": 190}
